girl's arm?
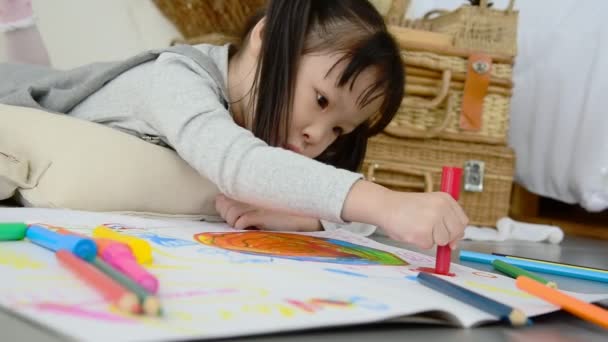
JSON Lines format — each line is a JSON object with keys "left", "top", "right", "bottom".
{"left": 139, "top": 50, "right": 361, "bottom": 224}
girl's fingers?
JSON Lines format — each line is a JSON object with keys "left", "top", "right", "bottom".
{"left": 234, "top": 212, "right": 262, "bottom": 230}
{"left": 224, "top": 201, "right": 254, "bottom": 227}
{"left": 432, "top": 219, "right": 451, "bottom": 246}
{"left": 450, "top": 199, "right": 469, "bottom": 227}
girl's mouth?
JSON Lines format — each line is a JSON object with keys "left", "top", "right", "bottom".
{"left": 285, "top": 144, "right": 302, "bottom": 154}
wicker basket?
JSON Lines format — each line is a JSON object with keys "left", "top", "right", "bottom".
{"left": 363, "top": 134, "right": 515, "bottom": 227}
{"left": 153, "top": 0, "right": 267, "bottom": 39}
{"left": 386, "top": 33, "right": 514, "bottom": 145}
{"left": 404, "top": 0, "right": 518, "bottom": 56}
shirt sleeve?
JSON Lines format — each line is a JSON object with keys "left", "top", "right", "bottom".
{"left": 136, "top": 52, "right": 363, "bottom": 223}
{"left": 320, "top": 220, "right": 377, "bottom": 236}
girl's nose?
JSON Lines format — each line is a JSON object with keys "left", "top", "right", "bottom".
{"left": 302, "top": 124, "right": 329, "bottom": 146}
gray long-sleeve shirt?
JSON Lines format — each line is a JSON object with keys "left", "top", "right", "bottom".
{"left": 67, "top": 44, "right": 376, "bottom": 235}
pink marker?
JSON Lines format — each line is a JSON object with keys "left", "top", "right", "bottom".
{"left": 55, "top": 227, "right": 159, "bottom": 293}
{"left": 101, "top": 243, "right": 159, "bottom": 294}
{"left": 435, "top": 166, "right": 463, "bottom": 275}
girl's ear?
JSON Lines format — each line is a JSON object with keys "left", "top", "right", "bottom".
{"left": 248, "top": 17, "right": 266, "bottom": 58}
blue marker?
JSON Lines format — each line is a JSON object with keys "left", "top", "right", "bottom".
{"left": 26, "top": 225, "right": 97, "bottom": 261}
{"left": 460, "top": 250, "right": 608, "bottom": 283}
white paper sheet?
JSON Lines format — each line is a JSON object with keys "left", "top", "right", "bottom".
{"left": 0, "top": 208, "right": 606, "bottom": 342}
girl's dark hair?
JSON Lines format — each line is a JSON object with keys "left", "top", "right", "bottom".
{"left": 240, "top": 0, "right": 404, "bottom": 172}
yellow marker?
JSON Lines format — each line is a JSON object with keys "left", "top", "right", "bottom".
{"left": 92, "top": 226, "right": 152, "bottom": 264}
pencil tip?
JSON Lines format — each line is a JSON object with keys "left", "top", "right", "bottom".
{"left": 509, "top": 309, "right": 529, "bottom": 327}
{"left": 144, "top": 297, "right": 162, "bottom": 317}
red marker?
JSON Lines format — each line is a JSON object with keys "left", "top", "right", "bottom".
{"left": 435, "top": 166, "right": 463, "bottom": 275}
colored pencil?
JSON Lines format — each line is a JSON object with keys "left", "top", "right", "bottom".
{"left": 56, "top": 250, "right": 140, "bottom": 314}
{"left": 493, "top": 253, "right": 608, "bottom": 273}
{"left": 460, "top": 250, "right": 608, "bottom": 283}
{"left": 492, "top": 259, "right": 558, "bottom": 288}
{"left": 91, "top": 257, "right": 161, "bottom": 316}
{"left": 516, "top": 276, "right": 608, "bottom": 329}
{"left": 417, "top": 272, "right": 529, "bottom": 326}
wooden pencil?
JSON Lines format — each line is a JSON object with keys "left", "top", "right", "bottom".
{"left": 417, "top": 272, "right": 529, "bottom": 326}
{"left": 492, "top": 259, "right": 558, "bottom": 288}
{"left": 56, "top": 250, "right": 140, "bottom": 314}
{"left": 91, "top": 257, "right": 161, "bottom": 316}
{"left": 516, "top": 276, "right": 608, "bottom": 329}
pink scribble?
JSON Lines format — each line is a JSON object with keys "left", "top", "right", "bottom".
{"left": 285, "top": 299, "right": 318, "bottom": 313}
{"left": 34, "top": 303, "right": 135, "bottom": 323}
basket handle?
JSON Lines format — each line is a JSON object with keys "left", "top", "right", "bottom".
{"left": 383, "top": 70, "right": 454, "bottom": 139}
{"left": 403, "top": 69, "right": 452, "bottom": 109}
{"left": 366, "top": 162, "right": 434, "bottom": 193}
{"left": 384, "top": 95, "right": 454, "bottom": 139}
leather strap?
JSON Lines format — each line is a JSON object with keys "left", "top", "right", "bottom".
{"left": 460, "top": 53, "right": 492, "bottom": 131}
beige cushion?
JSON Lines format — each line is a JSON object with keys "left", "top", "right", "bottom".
{"left": 0, "top": 104, "right": 221, "bottom": 220}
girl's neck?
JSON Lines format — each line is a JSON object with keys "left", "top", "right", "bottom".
{"left": 227, "top": 50, "right": 257, "bottom": 130}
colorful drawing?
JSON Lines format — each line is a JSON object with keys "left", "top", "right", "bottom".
{"left": 193, "top": 232, "right": 407, "bottom": 266}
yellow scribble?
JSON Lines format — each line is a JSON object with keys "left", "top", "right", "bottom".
{"left": 219, "top": 310, "right": 234, "bottom": 320}
{"left": 0, "top": 249, "right": 44, "bottom": 269}
{"left": 145, "top": 264, "right": 192, "bottom": 270}
{"left": 464, "top": 280, "right": 533, "bottom": 298}
{"left": 172, "top": 311, "right": 193, "bottom": 321}
{"left": 278, "top": 304, "right": 297, "bottom": 317}
{"left": 242, "top": 304, "right": 272, "bottom": 315}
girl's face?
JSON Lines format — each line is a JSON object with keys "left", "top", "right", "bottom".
{"left": 285, "top": 52, "right": 383, "bottom": 158}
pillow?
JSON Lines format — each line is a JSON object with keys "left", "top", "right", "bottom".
{"left": 0, "top": 104, "right": 221, "bottom": 220}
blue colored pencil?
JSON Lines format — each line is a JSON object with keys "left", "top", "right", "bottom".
{"left": 460, "top": 250, "right": 608, "bottom": 283}
{"left": 492, "top": 253, "right": 608, "bottom": 273}
{"left": 417, "top": 272, "right": 528, "bottom": 326}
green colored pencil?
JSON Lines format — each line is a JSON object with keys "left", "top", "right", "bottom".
{"left": 91, "top": 257, "right": 162, "bottom": 316}
{"left": 492, "top": 259, "right": 558, "bottom": 288}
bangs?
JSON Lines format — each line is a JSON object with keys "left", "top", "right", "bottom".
{"left": 321, "top": 31, "right": 405, "bottom": 136}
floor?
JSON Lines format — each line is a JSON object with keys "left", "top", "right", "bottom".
{"left": 514, "top": 196, "right": 608, "bottom": 240}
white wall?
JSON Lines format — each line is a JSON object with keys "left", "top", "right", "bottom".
{"left": 0, "top": 0, "right": 181, "bottom": 69}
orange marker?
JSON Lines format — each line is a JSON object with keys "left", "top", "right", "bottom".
{"left": 516, "top": 276, "right": 608, "bottom": 329}
{"left": 56, "top": 250, "right": 140, "bottom": 314}
{"left": 435, "top": 166, "right": 463, "bottom": 275}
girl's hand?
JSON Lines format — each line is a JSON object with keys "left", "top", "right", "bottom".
{"left": 215, "top": 194, "right": 322, "bottom": 232}
{"left": 342, "top": 180, "right": 468, "bottom": 249}
{"left": 379, "top": 191, "right": 468, "bottom": 249}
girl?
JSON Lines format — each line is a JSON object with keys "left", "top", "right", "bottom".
{"left": 0, "top": 0, "right": 468, "bottom": 249}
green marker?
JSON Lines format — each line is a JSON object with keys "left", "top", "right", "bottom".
{"left": 0, "top": 222, "right": 28, "bottom": 241}
{"left": 492, "top": 259, "right": 558, "bottom": 288}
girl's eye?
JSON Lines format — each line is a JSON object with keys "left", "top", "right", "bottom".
{"left": 316, "top": 93, "right": 329, "bottom": 109}
{"left": 333, "top": 127, "right": 344, "bottom": 136}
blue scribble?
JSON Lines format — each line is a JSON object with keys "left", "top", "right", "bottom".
{"left": 324, "top": 268, "right": 369, "bottom": 278}
{"left": 405, "top": 275, "right": 418, "bottom": 282}
{"left": 135, "top": 233, "right": 197, "bottom": 247}
{"left": 196, "top": 247, "right": 273, "bottom": 264}
{"left": 348, "top": 296, "right": 390, "bottom": 311}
